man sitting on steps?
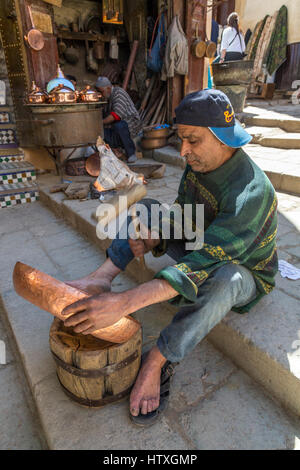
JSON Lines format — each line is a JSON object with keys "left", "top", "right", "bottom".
{"left": 95, "top": 76, "right": 142, "bottom": 164}
{"left": 62, "top": 89, "right": 278, "bottom": 427}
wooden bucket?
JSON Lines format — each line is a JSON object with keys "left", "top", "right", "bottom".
{"left": 49, "top": 318, "right": 142, "bottom": 407}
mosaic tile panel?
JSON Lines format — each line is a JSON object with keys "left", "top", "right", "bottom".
{"left": 0, "top": 171, "right": 36, "bottom": 185}
{"left": 0, "top": 190, "right": 39, "bottom": 209}
{"left": 0, "top": 129, "right": 18, "bottom": 148}
{"left": 0, "top": 155, "right": 24, "bottom": 163}
{"left": 0, "top": 112, "right": 11, "bottom": 124}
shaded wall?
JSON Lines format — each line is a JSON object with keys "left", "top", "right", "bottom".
{"left": 275, "top": 42, "right": 300, "bottom": 90}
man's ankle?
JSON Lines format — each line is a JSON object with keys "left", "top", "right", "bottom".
{"left": 146, "top": 346, "right": 167, "bottom": 369}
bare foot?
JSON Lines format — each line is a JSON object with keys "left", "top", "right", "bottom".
{"left": 130, "top": 346, "right": 167, "bottom": 416}
{"left": 65, "top": 259, "right": 121, "bottom": 296}
{"left": 66, "top": 277, "right": 111, "bottom": 296}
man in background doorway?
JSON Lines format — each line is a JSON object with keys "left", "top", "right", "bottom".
{"left": 95, "top": 76, "right": 142, "bottom": 163}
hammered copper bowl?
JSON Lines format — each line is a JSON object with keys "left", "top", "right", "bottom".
{"left": 13, "top": 262, "right": 140, "bottom": 344}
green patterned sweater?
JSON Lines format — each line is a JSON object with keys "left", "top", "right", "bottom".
{"left": 153, "top": 148, "right": 278, "bottom": 313}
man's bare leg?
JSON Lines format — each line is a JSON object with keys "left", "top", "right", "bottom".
{"left": 66, "top": 258, "right": 121, "bottom": 295}
{"left": 130, "top": 345, "right": 167, "bottom": 416}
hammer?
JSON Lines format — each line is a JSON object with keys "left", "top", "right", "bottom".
{"left": 93, "top": 184, "right": 148, "bottom": 268}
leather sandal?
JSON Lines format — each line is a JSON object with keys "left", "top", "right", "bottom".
{"left": 129, "top": 360, "right": 178, "bottom": 427}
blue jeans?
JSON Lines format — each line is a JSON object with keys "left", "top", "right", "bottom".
{"left": 104, "top": 120, "right": 136, "bottom": 157}
{"left": 107, "top": 199, "right": 257, "bottom": 363}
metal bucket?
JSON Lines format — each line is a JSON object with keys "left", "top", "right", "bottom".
{"left": 25, "top": 102, "right": 105, "bottom": 147}
{"left": 212, "top": 60, "right": 254, "bottom": 114}
{"left": 215, "top": 84, "right": 248, "bottom": 114}
{"left": 212, "top": 60, "right": 254, "bottom": 86}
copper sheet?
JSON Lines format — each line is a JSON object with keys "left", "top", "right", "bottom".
{"left": 13, "top": 262, "right": 140, "bottom": 344}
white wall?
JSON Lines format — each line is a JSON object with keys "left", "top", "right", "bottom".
{"left": 235, "top": 0, "right": 300, "bottom": 44}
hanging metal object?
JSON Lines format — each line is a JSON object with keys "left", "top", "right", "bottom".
{"left": 102, "top": 0, "right": 123, "bottom": 25}
{"left": 24, "top": 2, "right": 45, "bottom": 51}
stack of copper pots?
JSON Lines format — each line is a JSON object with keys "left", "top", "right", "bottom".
{"left": 27, "top": 81, "right": 103, "bottom": 105}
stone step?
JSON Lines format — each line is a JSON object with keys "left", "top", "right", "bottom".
{"left": 1, "top": 201, "right": 299, "bottom": 449}
{"left": 247, "top": 126, "right": 287, "bottom": 144}
{"left": 247, "top": 126, "right": 300, "bottom": 149}
{"left": 242, "top": 104, "right": 300, "bottom": 133}
{"left": 37, "top": 173, "right": 300, "bottom": 419}
{"left": 149, "top": 145, "right": 300, "bottom": 196}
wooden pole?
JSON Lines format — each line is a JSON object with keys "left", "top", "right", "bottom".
{"left": 122, "top": 40, "right": 139, "bottom": 91}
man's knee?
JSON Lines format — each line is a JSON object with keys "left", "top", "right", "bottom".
{"left": 213, "top": 263, "right": 255, "bottom": 301}
{"left": 213, "top": 264, "right": 244, "bottom": 290}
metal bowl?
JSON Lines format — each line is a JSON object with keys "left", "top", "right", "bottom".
{"left": 143, "top": 127, "right": 170, "bottom": 139}
{"left": 141, "top": 137, "right": 168, "bottom": 150}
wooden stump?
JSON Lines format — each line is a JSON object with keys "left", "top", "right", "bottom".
{"left": 49, "top": 318, "right": 142, "bottom": 407}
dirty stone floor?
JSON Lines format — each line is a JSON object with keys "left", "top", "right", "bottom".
{"left": 0, "top": 305, "right": 46, "bottom": 449}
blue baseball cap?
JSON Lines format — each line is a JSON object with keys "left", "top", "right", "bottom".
{"left": 175, "top": 89, "right": 252, "bottom": 148}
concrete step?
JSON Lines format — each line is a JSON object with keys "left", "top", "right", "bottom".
{"left": 242, "top": 104, "right": 300, "bottom": 133}
{"left": 247, "top": 126, "right": 300, "bottom": 149}
{"left": 1, "top": 201, "right": 299, "bottom": 449}
{"left": 37, "top": 173, "right": 300, "bottom": 420}
{"left": 150, "top": 145, "right": 300, "bottom": 196}
{"left": 243, "top": 115, "right": 300, "bottom": 133}
{"left": 247, "top": 126, "right": 286, "bottom": 143}
{"left": 243, "top": 143, "right": 300, "bottom": 196}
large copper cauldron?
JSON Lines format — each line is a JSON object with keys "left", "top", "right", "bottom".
{"left": 25, "top": 101, "right": 106, "bottom": 147}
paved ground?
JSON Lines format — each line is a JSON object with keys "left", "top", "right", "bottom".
{"left": 0, "top": 191, "right": 300, "bottom": 449}
{"left": 0, "top": 303, "right": 46, "bottom": 449}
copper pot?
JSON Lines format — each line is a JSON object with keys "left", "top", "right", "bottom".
{"left": 143, "top": 126, "right": 170, "bottom": 139}
{"left": 93, "top": 40, "right": 105, "bottom": 60}
{"left": 48, "top": 84, "right": 78, "bottom": 104}
{"left": 78, "top": 85, "right": 102, "bottom": 103}
{"left": 141, "top": 137, "right": 168, "bottom": 150}
{"left": 27, "top": 81, "right": 48, "bottom": 104}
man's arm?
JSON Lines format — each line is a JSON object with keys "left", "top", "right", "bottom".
{"left": 61, "top": 279, "right": 178, "bottom": 335}
{"left": 103, "top": 114, "right": 115, "bottom": 125}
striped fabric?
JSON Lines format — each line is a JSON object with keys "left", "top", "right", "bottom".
{"left": 106, "top": 86, "right": 142, "bottom": 138}
{"left": 153, "top": 148, "right": 278, "bottom": 313}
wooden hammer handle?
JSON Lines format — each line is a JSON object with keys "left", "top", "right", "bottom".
{"left": 131, "top": 204, "right": 146, "bottom": 270}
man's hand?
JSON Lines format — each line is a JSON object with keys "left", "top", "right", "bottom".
{"left": 129, "top": 228, "right": 160, "bottom": 257}
{"left": 61, "top": 278, "right": 179, "bottom": 336}
{"left": 61, "top": 291, "right": 128, "bottom": 335}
